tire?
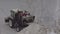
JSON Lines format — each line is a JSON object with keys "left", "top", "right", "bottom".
{"left": 16, "top": 27, "right": 20, "bottom": 32}
{"left": 15, "top": 23, "right": 20, "bottom": 32}
{"left": 5, "top": 19, "right": 9, "bottom": 22}
{"left": 8, "top": 20, "right": 13, "bottom": 28}
{"left": 5, "top": 18, "right": 9, "bottom": 24}
{"left": 23, "top": 21, "right": 29, "bottom": 27}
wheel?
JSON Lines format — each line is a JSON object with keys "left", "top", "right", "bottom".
{"left": 5, "top": 18, "right": 9, "bottom": 24}
{"left": 14, "top": 23, "right": 20, "bottom": 32}
{"left": 5, "top": 18, "right": 9, "bottom": 22}
{"left": 8, "top": 20, "right": 13, "bottom": 28}
{"left": 23, "top": 21, "right": 29, "bottom": 27}
{"left": 16, "top": 27, "right": 20, "bottom": 32}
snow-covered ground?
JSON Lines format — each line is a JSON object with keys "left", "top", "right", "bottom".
{"left": 14, "top": 23, "right": 57, "bottom": 34}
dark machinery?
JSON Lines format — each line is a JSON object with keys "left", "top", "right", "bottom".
{"left": 4, "top": 9, "right": 35, "bottom": 32}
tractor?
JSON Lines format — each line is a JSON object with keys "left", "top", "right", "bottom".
{"left": 4, "top": 9, "right": 35, "bottom": 32}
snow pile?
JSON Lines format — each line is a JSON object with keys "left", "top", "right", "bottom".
{"left": 17, "top": 23, "right": 57, "bottom": 34}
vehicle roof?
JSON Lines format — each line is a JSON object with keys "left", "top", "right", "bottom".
{"left": 11, "top": 9, "right": 29, "bottom": 13}
{"left": 12, "top": 9, "right": 21, "bottom": 12}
